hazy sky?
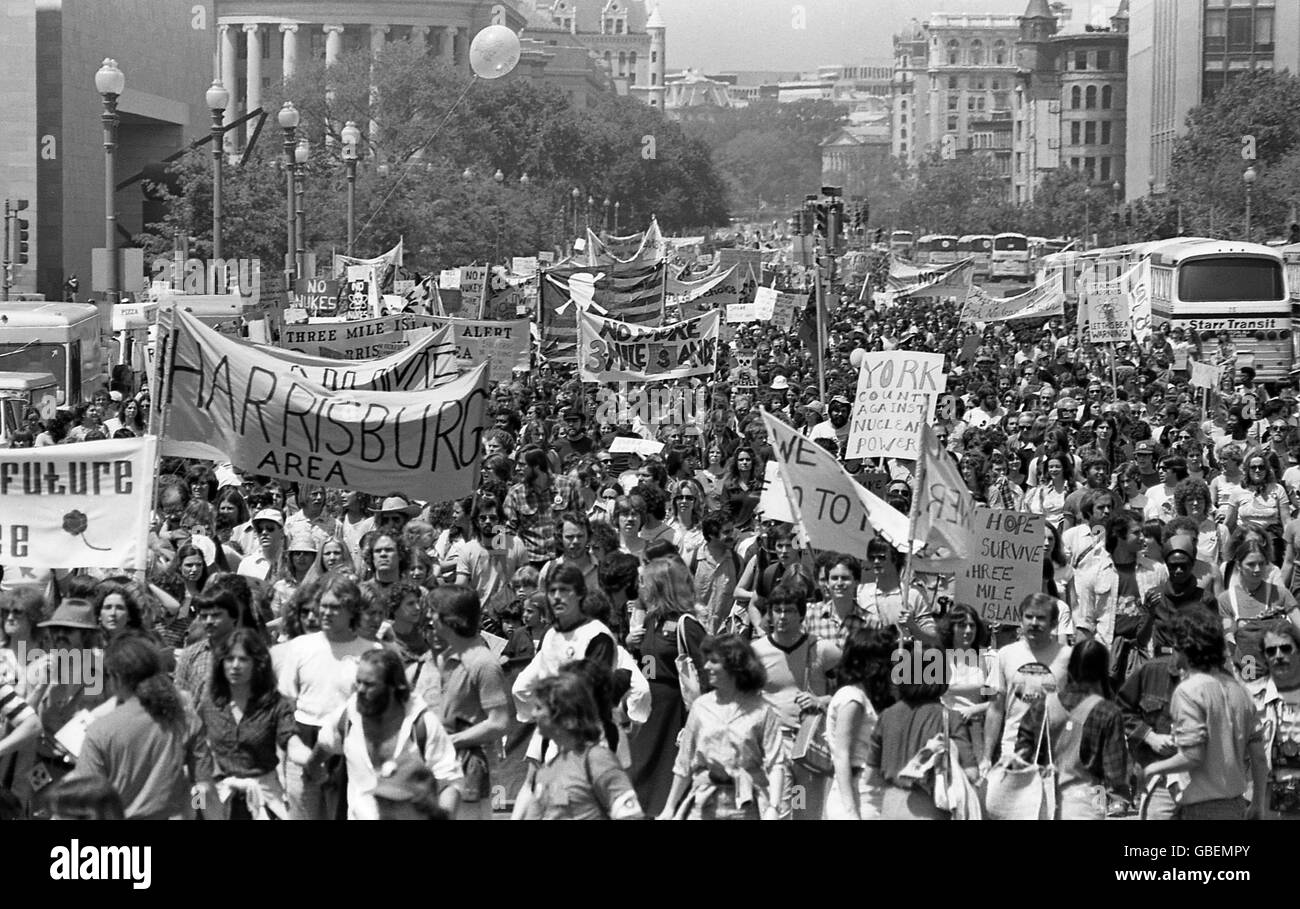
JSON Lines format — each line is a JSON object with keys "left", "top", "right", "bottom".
{"left": 655, "top": 0, "right": 1121, "bottom": 72}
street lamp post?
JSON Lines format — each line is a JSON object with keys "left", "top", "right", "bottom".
{"left": 586, "top": 195, "right": 593, "bottom": 233}
{"left": 603, "top": 197, "right": 610, "bottom": 234}
{"left": 493, "top": 169, "right": 505, "bottom": 263}
{"left": 1083, "top": 187, "right": 1091, "bottom": 251}
{"left": 206, "top": 80, "right": 229, "bottom": 262}
{"left": 295, "top": 139, "right": 309, "bottom": 281}
{"left": 1244, "top": 165, "right": 1257, "bottom": 243}
{"left": 614, "top": 201, "right": 620, "bottom": 234}
{"left": 570, "top": 187, "right": 580, "bottom": 241}
{"left": 341, "top": 121, "right": 361, "bottom": 256}
{"left": 278, "top": 102, "right": 299, "bottom": 287}
{"left": 95, "top": 59, "right": 125, "bottom": 305}
{"left": 1111, "top": 181, "right": 1122, "bottom": 247}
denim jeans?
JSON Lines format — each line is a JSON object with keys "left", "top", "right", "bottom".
{"left": 1177, "top": 796, "right": 1248, "bottom": 820}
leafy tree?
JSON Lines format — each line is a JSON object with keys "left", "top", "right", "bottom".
{"left": 895, "top": 153, "right": 1010, "bottom": 235}
{"left": 136, "top": 41, "right": 729, "bottom": 274}
{"left": 681, "top": 100, "right": 847, "bottom": 215}
{"left": 1170, "top": 70, "right": 1300, "bottom": 240}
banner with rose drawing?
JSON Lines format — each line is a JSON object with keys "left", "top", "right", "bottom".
{"left": 0, "top": 435, "right": 157, "bottom": 570}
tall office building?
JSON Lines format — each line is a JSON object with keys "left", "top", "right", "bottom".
{"left": 1125, "top": 0, "right": 1300, "bottom": 202}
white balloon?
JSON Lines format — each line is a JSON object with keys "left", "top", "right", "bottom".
{"left": 849, "top": 348, "right": 866, "bottom": 369}
{"left": 470, "top": 25, "right": 521, "bottom": 80}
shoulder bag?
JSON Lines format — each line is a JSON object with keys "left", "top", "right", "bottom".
{"left": 984, "top": 699, "right": 1057, "bottom": 821}
{"left": 791, "top": 637, "right": 833, "bottom": 777}
{"left": 674, "top": 614, "right": 704, "bottom": 711}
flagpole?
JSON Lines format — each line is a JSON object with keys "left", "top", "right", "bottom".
{"left": 815, "top": 238, "right": 828, "bottom": 403}
{"left": 900, "top": 432, "right": 928, "bottom": 647}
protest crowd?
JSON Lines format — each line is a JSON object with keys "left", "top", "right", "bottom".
{"left": 2, "top": 231, "right": 1299, "bottom": 824}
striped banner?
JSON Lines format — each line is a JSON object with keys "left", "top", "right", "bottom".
{"left": 540, "top": 261, "right": 666, "bottom": 361}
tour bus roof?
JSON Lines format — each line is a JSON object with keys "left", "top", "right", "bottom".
{"left": 1141, "top": 237, "right": 1281, "bottom": 266}
{"left": 958, "top": 234, "right": 993, "bottom": 241}
{"left": 0, "top": 371, "right": 59, "bottom": 391}
{"left": 0, "top": 302, "right": 99, "bottom": 327}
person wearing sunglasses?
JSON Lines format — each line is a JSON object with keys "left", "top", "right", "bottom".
{"left": 1255, "top": 623, "right": 1300, "bottom": 819}
{"left": 1236, "top": 450, "right": 1291, "bottom": 566}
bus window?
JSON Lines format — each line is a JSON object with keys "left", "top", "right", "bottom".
{"left": 70, "top": 340, "right": 83, "bottom": 404}
{"left": 0, "top": 343, "right": 68, "bottom": 388}
{"left": 1178, "top": 258, "right": 1284, "bottom": 302}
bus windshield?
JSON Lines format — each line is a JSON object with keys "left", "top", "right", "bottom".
{"left": 994, "top": 235, "right": 1028, "bottom": 251}
{"left": 1178, "top": 258, "right": 1284, "bottom": 302}
{"left": 0, "top": 343, "right": 67, "bottom": 382}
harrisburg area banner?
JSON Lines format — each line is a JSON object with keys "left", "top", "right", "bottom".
{"left": 163, "top": 309, "right": 489, "bottom": 501}
{"left": 578, "top": 309, "right": 719, "bottom": 382}
{"left": 0, "top": 435, "right": 156, "bottom": 570}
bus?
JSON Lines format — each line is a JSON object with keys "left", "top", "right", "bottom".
{"left": 1094, "top": 238, "right": 1291, "bottom": 382}
{"left": 958, "top": 234, "right": 994, "bottom": 279}
{"left": 0, "top": 302, "right": 103, "bottom": 406}
{"left": 889, "top": 230, "right": 914, "bottom": 259}
{"left": 991, "top": 232, "right": 1032, "bottom": 281}
{"left": 927, "top": 235, "right": 961, "bottom": 267}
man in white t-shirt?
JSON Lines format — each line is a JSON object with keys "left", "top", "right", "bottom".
{"left": 275, "top": 576, "right": 381, "bottom": 820}
{"left": 981, "top": 594, "right": 1072, "bottom": 771}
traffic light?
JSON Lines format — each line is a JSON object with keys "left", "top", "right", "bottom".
{"left": 814, "top": 202, "right": 828, "bottom": 238}
{"left": 14, "top": 218, "right": 28, "bottom": 264}
{"left": 875, "top": 228, "right": 885, "bottom": 244}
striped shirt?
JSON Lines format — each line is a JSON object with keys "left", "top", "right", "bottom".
{"left": 0, "top": 682, "right": 35, "bottom": 729}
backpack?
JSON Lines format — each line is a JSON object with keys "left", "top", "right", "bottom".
{"left": 336, "top": 704, "right": 430, "bottom": 757}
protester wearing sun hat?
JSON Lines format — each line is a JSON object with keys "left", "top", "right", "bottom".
{"left": 373, "top": 494, "right": 422, "bottom": 536}
{"left": 31, "top": 599, "right": 113, "bottom": 796}
{"left": 237, "top": 509, "right": 286, "bottom": 583}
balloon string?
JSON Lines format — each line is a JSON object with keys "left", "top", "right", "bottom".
{"left": 352, "top": 76, "right": 479, "bottom": 248}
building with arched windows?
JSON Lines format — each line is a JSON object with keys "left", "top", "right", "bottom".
{"left": 891, "top": 13, "right": 1020, "bottom": 197}
{"left": 1013, "top": 0, "right": 1128, "bottom": 205}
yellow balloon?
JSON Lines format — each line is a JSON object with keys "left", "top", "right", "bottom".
{"left": 470, "top": 25, "right": 521, "bottom": 80}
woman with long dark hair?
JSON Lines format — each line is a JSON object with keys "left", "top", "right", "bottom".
{"left": 825, "top": 628, "right": 895, "bottom": 820}
{"left": 865, "top": 645, "right": 976, "bottom": 820}
{"left": 626, "top": 558, "right": 707, "bottom": 816}
{"left": 658, "top": 634, "right": 786, "bottom": 821}
{"left": 201, "top": 629, "right": 300, "bottom": 819}
{"left": 71, "top": 633, "right": 212, "bottom": 819}
{"left": 1015, "top": 638, "right": 1128, "bottom": 819}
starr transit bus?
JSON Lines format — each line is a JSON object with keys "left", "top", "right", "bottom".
{"left": 1050, "top": 238, "right": 1291, "bottom": 383}
{"left": 0, "top": 302, "right": 104, "bottom": 406}
{"left": 991, "top": 232, "right": 1033, "bottom": 281}
{"left": 924, "top": 234, "right": 961, "bottom": 267}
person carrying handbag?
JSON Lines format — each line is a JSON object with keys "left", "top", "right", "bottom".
{"left": 1014, "top": 640, "right": 1131, "bottom": 819}
{"left": 750, "top": 583, "right": 839, "bottom": 819}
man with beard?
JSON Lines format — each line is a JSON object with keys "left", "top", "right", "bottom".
{"left": 278, "top": 575, "right": 381, "bottom": 820}
{"left": 809, "top": 394, "right": 851, "bottom": 455}
{"left": 553, "top": 408, "right": 595, "bottom": 465}
{"left": 1255, "top": 624, "right": 1300, "bottom": 819}
{"left": 312, "top": 648, "right": 462, "bottom": 820}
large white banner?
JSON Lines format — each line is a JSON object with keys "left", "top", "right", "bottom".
{"left": 0, "top": 436, "right": 156, "bottom": 570}
{"left": 961, "top": 272, "right": 1065, "bottom": 324}
{"left": 279, "top": 312, "right": 444, "bottom": 359}
{"left": 163, "top": 310, "right": 489, "bottom": 501}
{"left": 579, "top": 309, "right": 719, "bottom": 382}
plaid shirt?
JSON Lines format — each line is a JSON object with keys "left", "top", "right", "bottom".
{"left": 504, "top": 475, "right": 583, "bottom": 563}
{"left": 803, "top": 601, "right": 871, "bottom": 651}
{"left": 175, "top": 638, "right": 215, "bottom": 708}
{"left": 1017, "top": 684, "right": 1131, "bottom": 798}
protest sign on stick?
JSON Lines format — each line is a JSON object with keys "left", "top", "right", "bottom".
{"left": 578, "top": 310, "right": 718, "bottom": 382}
{"left": 953, "top": 507, "right": 1045, "bottom": 627}
{"left": 844, "top": 351, "right": 946, "bottom": 461}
